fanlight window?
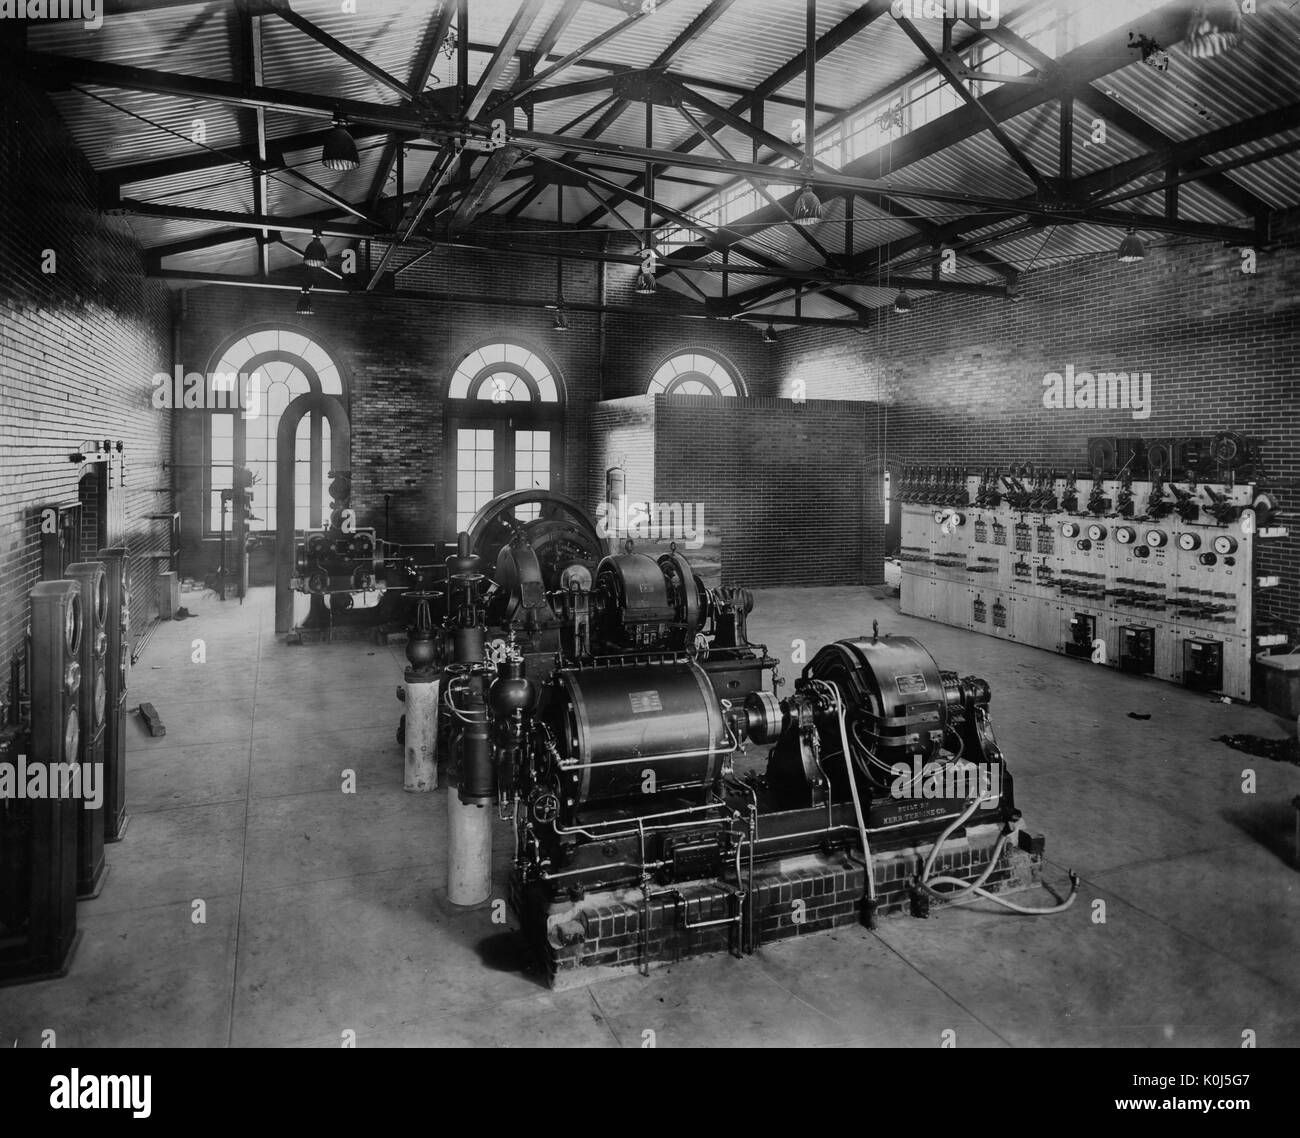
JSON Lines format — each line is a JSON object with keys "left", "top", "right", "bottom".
{"left": 648, "top": 353, "right": 742, "bottom": 397}
{"left": 448, "top": 343, "right": 560, "bottom": 403}
{"left": 206, "top": 329, "right": 344, "bottom": 534}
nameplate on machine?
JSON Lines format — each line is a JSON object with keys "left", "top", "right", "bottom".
{"left": 629, "top": 691, "right": 663, "bottom": 714}
{"left": 895, "top": 673, "right": 929, "bottom": 695}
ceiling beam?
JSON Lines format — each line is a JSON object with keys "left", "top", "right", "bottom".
{"left": 892, "top": 13, "right": 1053, "bottom": 198}
{"left": 268, "top": 2, "right": 416, "bottom": 100}
{"left": 24, "top": 50, "right": 431, "bottom": 131}
{"left": 492, "top": 0, "right": 682, "bottom": 110}
{"left": 505, "top": 0, "right": 740, "bottom": 221}
{"left": 97, "top": 126, "right": 391, "bottom": 188}
{"left": 366, "top": 2, "right": 454, "bottom": 212}
{"left": 572, "top": 0, "right": 895, "bottom": 230}
{"left": 463, "top": 0, "right": 546, "bottom": 122}
{"left": 143, "top": 266, "right": 889, "bottom": 328}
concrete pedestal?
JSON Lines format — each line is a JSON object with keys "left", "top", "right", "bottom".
{"left": 402, "top": 671, "right": 438, "bottom": 792}
{"left": 448, "top": 792, "right": 492, "bottom": 906}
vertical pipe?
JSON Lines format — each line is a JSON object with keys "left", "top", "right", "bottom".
{"left": 643, "top": 100, "right": 654, "bottom": 242}
{"left": 448, "top": 792, "right": 493, "bottom": 905}
{"left": 403, "top": 673, "right": 438, "bottom": 791}
{"left": 804, "top": 0, "right": 815, "bottom": 173}
{"left": 456, "top": 0, "right": 469, "bottom": 114}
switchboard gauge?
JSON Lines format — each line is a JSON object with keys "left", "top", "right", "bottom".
{"left": 1198, "top": 553, "right": 1218, "bottom": 567}
{"left": 1134, "top": 546, "right": 1150, "bottom": 559}
{"left": 1087, "top": 523, "right": 1108, "bottom": 542}
{"left": 1212, "top": 535, "right": 1238, "bottom": 555}
{"left": 1061, "top": 522, "right": 1080, "bottom": 538}
{"left": 64, "top": 707, "right": 80, "bottom": 763}
{"left": 1145, "top": 529, "right": 1168, "bottom": 548}
{"left": 1177, "top": 532, "right": 1201, "bottom": 552}
{"left": 1114, "top": 526, "right": 1136, "bottom": 544}
{"left": 1075, "top": 538, "right": 1092, "bottom": 551}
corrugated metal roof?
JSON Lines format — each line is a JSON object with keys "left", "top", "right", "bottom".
{"left": 22, "top": 0, "right": 1299, "bottom": 314}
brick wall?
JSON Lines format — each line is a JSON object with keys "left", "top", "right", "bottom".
{"left": 0, "top": 77, "right": 173, "bottom": 671}
{"left": 653, "top": 395, "right": 886, "bottom": 588}
{"left": 175, "top": 226, "right": 776, "bottom": 570}
{"left": 775, "top": 232, "right": 1300, "bottom": 635}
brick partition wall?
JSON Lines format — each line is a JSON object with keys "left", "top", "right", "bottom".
{"left": 0, "top": 77, "right": 173, "bottom": 670}
{"left": 775, "top": 231, "right": 1300, "bottom": 638}
{"left": 652, "top": 395, "right": 887, "bottom": 588}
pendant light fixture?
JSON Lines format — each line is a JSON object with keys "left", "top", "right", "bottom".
{"left": 303, "top": 231, "right": 328, "bottom": 269}
{"left": 1117, "top": 228, "right": 1146, "bottom": 263}
{"left": 321, "top": 114, "right": 360, "bottom": 171}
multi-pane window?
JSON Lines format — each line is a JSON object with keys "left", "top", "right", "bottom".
{"left": 456, "top": 428, "right": 497, "bottom": 533}
{"left": 648, "top": 352, "right": 743, "bottom": 397}
{"left": 446, "top": 343, "right": 563, "bottom": 538}
{"left": 205, "top": 329, "right": 344, "bottom": 535}
{"left": 513, "top": 430, "right": 552, "bottom": 523}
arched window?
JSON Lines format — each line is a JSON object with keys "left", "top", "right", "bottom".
{"left": 445, "top": 342, "right": 563, "bottom": 536}
{"left": 205, "top": 328, "right": 346, "bottom": 535}
{"left": 648, "top": 351, "right": 744, "bottom": 397}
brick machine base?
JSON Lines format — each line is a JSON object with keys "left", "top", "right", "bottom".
{"left": 512, "top": 824, "right": 1046, "bottom": 989}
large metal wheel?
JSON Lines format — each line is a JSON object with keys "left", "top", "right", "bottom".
{"left": 465, "top": 489, "right": 604, "bottom": 590}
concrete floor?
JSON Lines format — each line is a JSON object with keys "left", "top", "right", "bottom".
{"left": 2, "top": 583, "right": 1298, "bottom": 1047}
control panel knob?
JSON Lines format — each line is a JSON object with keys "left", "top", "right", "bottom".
{"left": 1198, "top": 552, "right": 1218, "bottom": 566}
{"left": 1075, "top": 538, "right": 1092, "bottom": 551}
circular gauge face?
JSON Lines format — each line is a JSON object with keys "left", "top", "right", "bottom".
{"left": 1061, "top": 522, "right": 1080, "bottom": 538}
{"left": 1177, "top": 532, "right": 1201, "bottom": 551}
{"left": 1076, "top": 538, "right": 1092, "bottom": 552}
{"left": 64, "top": 660, "right": 81, "bottom": 696}
{"left": 64, "top": 706, "right": 80, "bottom": 763}
{"left": 1145, "top": 529, "right": 1167, "bottom": 548}
{"left": 93, "top": 573, "right": 107, "bottom": 627}
{"left": 1114, "top": 526, "right": 1136, "bottom": 544}
{"left": 120, "top": 643, "right": 130, "bottom": 690}
{"left": 94, "top": 668, "right": 107, "bottom": 725}
{"left": 1198, "top": 552, "right": 1218, "bottom": 567}
{"left": 94, "top": 630, "right": 107, "bottom": 659}
{"left": 933, "top": 511, "right": 946, "bottom": 524}
{"left": 65, "top": 593, "right": 81, "bottom": 655}
{"left": 1213, "top": 535, "right": 1238, "bottom": 555}
{"left": 1087, "top": 523, "right": 1108, "bottom": 542}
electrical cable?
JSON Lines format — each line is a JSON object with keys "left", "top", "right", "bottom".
{"left": 811, "top": 679, "right": 876, "bottom": 909}
{"left": 916, "top": 783, "right": 1080, "bottom": 916}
